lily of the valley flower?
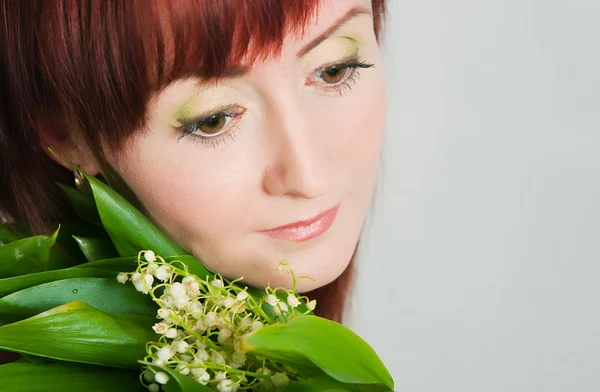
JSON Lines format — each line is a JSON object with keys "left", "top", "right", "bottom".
{"left": 119, "top": 251, "right": 317, "bottom": 392}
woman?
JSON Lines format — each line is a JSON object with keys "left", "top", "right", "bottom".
{"left": 0, "top": 0, "right": 387, "bottom": 365}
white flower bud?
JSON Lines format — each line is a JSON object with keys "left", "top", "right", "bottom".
{"left": 210, "top": 279, "right": 224, "bottom": 288}
{"left": 169, "top": 282, "right": 186, "bottom": 298}
{"left": 273, "top": 302, "right": 288, "bottom": 316}
{"left": 266, "top": 294, "right": 279, "bottom": 306}
{"left": 154, "top": 371, "right": 170, "bottom": 385}
{"left": 133, "top": 281, "right": 149, "bottom": 294}
{"left": 287, "top": 293, "right": 301, "bottom": 308}
{"left": 195, "top": 348, "right": 209, "bottom": 362}
{"left": 143, "top": 273, "right": 154, "bottom": 286}
{"left": 116, "top": 273, "right": 129, "bottom": 284}
{"left": 157, "top": 308, "right": 170, "bottom": 319}
{"left": 156, "top": 345, "right": 175, "bottom": 362}
{"left": 144, "top": 250, "right": 156, "bottom": 262}
{"left": 190, "top": 367, "right": 205, "bottom": 377}
{"left": 176, "top": 363, "right": 190, "bottom": 376}
{"left": 182, "top": 276, "right": 200, "bottom": 295}
{"left": 189, "top": 301, "right": 204, "bottom": 317}
{"left": 271, "top": 373, "right": 289, "bottom": 388}
{"left": 173, "top": 295, "right": 190, "bottom": 310}
{"left": 152, "top": 359, "right": 165, "bottom": 366}
{"left": 196, "top": 371, "right": 211, "bottom": 385}
{"left": 240, "top": 317, "right": 252, "bottom": 332}
{"left": 236, "top": 290, "right": 249, "bottom": 301}
{"left": 214, "top": 371, "right": 227, "bottom": 382}
{"left": 148, "top": 383, "right": 160, "bottom": 392}
{"left": 217, "top": 379, "right": 238, "bottom": 392}
{"left": 211, "top": 351, "right": 227, "bottom": 366}
{"left": 307, "top": 299, "right": 317, "bottom": 311}
{"left": 174, "top": 340, "right": 189, "bottom": 353}
{"left": 147, "top": 262, "right": 158, "bottom": 275}
{"left": 204, "top": 312, "right": 217, "bottom": 327}
{"left": 256, "top": 367, "right": 273, "bottom": 376}
{"left": 232, "top": 351, "right": 246, "bottom": 366}
{"left": 155, "top": 266, "right": 172, "bottom": 282}
{"left": 195, "top": 318, "right": 207, "bottom": 333}
{"left": 165, "top": 328, "right": 178, "bottom": 339}
{"left": 251, "top": 320, "right": 263, "bottom": 331}
{"left": 219, "top": 297, "right": 235, "bottom": 309}
{"left": 152, "top": 322, "right": 170, "bottom": 335}
{"left": 218, "top": 329, "right": 232, "bottom": 344}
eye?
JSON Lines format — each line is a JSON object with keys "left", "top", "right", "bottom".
{"left": 307, "top": 58, "right": 375, "bottom": 94}
{"left": 177, "top": 107, "right": 245, "bottom": 141}
{"left": 197, "top": 113, "right": 229, "bottom": 135}
{"left": 319, "top": 64, "right": 350, "bottom": 84}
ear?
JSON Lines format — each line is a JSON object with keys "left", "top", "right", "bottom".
{"left": 37, "top": 116, "right": 102, "bottom": 175}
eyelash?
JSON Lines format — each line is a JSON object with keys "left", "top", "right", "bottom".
{"left": 178, "top": 57, "right": 375, "bottom": 148}
{"left": 310, "top": 57, "right": 375, "bottom": 96}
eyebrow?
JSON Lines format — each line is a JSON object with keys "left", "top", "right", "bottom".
{"left": 178, "top": 6, "right": 372, "bottom": 83}
{"left": 296, "top": 6, "right": 373, "bottom": 58}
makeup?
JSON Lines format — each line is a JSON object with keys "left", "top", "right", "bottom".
{"left": 260, "top": 204, "right": 340, "bottom": 242}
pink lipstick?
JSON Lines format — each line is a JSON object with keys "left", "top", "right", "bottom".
{"left": 261, "top": 204, "right": 340, "bottom": 242}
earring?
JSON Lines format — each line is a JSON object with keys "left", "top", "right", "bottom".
{"left": 73, "top": 169, "right": 91, "bottom": 193}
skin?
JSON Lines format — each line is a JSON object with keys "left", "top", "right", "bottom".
{"left": 53, "top": 0, "right": 387, "bottom": 292}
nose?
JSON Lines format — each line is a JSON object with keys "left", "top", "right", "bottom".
{"left": 261, "top": 95, "right": 330, "bottom": 199}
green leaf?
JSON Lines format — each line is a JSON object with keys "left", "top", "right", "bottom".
{"left": 75, "top": 254, "right": 213, "bottom": 281}
{"left": 0, "top": 224, "right": 28, "bottom": 244}
{"left": 0, "top": 301, "right": 156, "bottom": 368}
{"left": 284, "top": 375, "right": 368, "bottom": 392}
{"left": 57, "top": 183, "right": 102, "bottom": 226}
{"left": 84, "top": 173, "right": 186, "bottom": 257}
{"left": 72, "top": 236, "right": 119, "bottom": 262}
{"left": 0, "top": 277, "right": 157, "bottom": 323}
{"left": 0, "top": 268, "right": 115, "bottom": 298}
{"left": 47, "top": 224, "right": 85, "bottom": 269}
{"left": 140, "top": 361, "right": 212, "bottom": 392}
{"left": 242, "top": 315, "right": 394, "bottom": 391}
{"left": 72, "top": 255, "right": 139, "bottom": 273}
{"left": 0, "top": 361, "right": 146, "bottom": 391}
{"left": 0, "top": 228, "right": 59, "bottom": 278}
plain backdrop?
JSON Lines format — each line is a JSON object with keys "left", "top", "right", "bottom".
{"left": 349, "top": 0, "right": 600, "bottom": 391}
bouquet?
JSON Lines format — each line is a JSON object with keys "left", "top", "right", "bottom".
{"left": 0, "top": 169, "right": 394, "bottom": 391}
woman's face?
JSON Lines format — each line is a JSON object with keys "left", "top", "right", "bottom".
{"left": 101, "top": 0, "right": 386, "bottom": 291}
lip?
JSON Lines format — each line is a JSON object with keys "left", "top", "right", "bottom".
{"left": 260, "top": 204, "right": 341, "bottom": 242}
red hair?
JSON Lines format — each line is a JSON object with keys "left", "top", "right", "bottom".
{"left": 0, "top": 0, "right": 386, "bottom": 324}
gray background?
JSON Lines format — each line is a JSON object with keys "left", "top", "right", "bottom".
{"left": 349, "top": 0, "right": 600, "bottom": 391}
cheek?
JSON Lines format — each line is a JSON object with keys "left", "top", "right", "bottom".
{"left": 110, "top": 137, "right": 256, "bottom": 253}
{"left": 327, "top": 75, "right": 387, "bottom": 173}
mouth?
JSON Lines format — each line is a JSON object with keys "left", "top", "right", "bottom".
{"left": 260, "top": 204, "right": 341, "bottom": 243}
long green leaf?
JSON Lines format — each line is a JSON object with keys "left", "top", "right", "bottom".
{"left": 0, "top": 224, "right": 28, "bottom": 244}
{"left": 72, "top": 236, "right": 119, "bottom": 261}
{"left": 0, "top": 268, "right": 115, "bottom": 298}
{"left": 0, "top": 228, "right": 59, "bottom": 278}
{"left": 242, "top": 316, "right": 394, "bottom": 391}
{"left": 284, "top": 375, "right": 367, "bottom": 391}
{"left": 0, "top": 277, "right": 157, "bottom": 323}
{"left": 84, "top": 173, "right": 185, "bottom": 257}
{"left": 57, "top": 183, "right": 102, "bottom": 226}
{"left": 75, "top": 254, "right": 213, "bottom": 281}
{"left": 0, "top": 361, "right": 146, "bottom": 392}
{"left": 0, "top": 301, "right": 156, "bottom": 368}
